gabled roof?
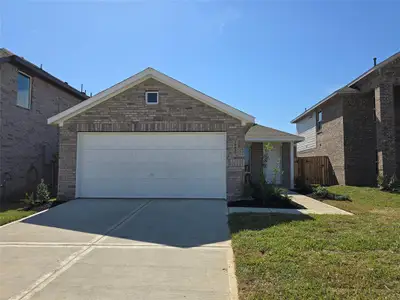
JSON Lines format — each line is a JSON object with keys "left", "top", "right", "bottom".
{"left": 245, "top": 124, "right": 304, "bottom": 143}
{"left": 48, "top": 67, "right": 255, "bottom": 126}
{"left": 0, "top": 48, "right": 88, "bottom": 101}
{"left": 291, "top": 51, "right": 400, "bottom": 123}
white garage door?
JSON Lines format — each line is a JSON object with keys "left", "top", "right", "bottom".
{"left": 76, "top": 132, "right": 226, "bottom": 199}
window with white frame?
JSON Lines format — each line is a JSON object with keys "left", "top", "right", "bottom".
{"left": 17, "top": 72, "right": 31, "bottom": 109}
{"left": 316, "top": 110, "right": 323, "bottom": 131}
{"left": 145, "top": 91, "right": 159, "bottom": 104}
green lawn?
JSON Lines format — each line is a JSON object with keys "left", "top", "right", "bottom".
{"left": 229, "top": 186, "right": 400, "bottom": 299}
{"left": 0, "top": 210, "right": 36, "bottom": 226}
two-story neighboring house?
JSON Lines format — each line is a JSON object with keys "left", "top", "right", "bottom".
{"left": 292, "top": 51, "right": 400, "bottom": 186}
{"left": 0, "top": 48, "right": 88, "bottom": 201}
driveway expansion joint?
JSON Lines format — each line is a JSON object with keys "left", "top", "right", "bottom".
{"left": 8, "top": 199, "right": 153, "bottom": 300}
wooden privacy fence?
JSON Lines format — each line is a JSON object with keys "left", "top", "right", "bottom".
{"left": 295, "top": 156, "right": 338, "bottom": 186}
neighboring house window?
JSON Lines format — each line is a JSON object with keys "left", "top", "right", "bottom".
{"left": 316, "top": 110, "right": 322, "bottom": 131}
{"left": 17, "top": 72, "right": 31, "bottom": 109}
{"left": 146, "top": 91, "right": 159, "bottom": 104}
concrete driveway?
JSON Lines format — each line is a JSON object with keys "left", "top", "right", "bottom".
{"left": 0, "top": 199, "right": 236, "bottom": 300}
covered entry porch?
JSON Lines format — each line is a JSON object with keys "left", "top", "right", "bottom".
{"left": 244, "top": 125, "right": 304, "bottom": 189}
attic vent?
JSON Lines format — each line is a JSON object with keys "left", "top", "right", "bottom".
{"left": 146, "top": 91, "right": 159, "bottom": 104}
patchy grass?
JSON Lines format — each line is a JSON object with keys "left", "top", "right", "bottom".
{"left": 229, "top": 186, "right": 400, "bottom": 299}
{"left": 0, "top": 210, "right": 35, "bottom": 226}
{"left": 325, "top": 186, "right": 400, "bottom": 214}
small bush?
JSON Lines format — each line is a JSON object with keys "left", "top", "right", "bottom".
{"left": 310, "top": 185, "right": 350, "bottom": 201}
{"left": 388, "top": 174, "right": 400, "bottom": 192}
{"left": 294, "top": 177, "right": 313, "bottom": 194}
{"left": 332, "top": 194, "right": 350, "bottom": 201}
{"left": 251, "top": 182, "right": 291, "bottom": 206}
{"left": 313, "top": 185, "right": 329, "bottom": 198}
{"left": 22, "top": 192, "right": 35, "bottom": 206}
{"left": 22, "top": 179, "right": 51, "bottom": 207}
{"left": 378, "top": 173, "right": 400, "bottom": 193}
{"left": 242, "top": 182, "right": 254, "bottom": 198}
{"left": 36, "top": 179, "right": 50, "bottom": 203}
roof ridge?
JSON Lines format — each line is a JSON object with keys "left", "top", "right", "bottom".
{"left": 291, "top": 50, "right": 400, "bottom": 123}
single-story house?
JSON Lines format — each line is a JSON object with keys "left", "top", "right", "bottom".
{"left": 48, "top": 68, "right": 303, "bottom": 201}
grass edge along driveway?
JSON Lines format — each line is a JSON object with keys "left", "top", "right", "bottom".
{"left": 229, "top": 186, "right": 400, "bottom": 300}
{"left": 0, "top": 210, "right": 36, "bottom": 226}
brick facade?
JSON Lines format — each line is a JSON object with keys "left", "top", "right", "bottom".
{"left": 342, "top": 91, "right": 377, "bottom": 185}
{"left": 58, "top": 78, "right": 249, "bottom": 201}
{"left": 296, "top": 56, "right": 400, "bottom": 186}
{"left": 0, "top": 62, "right": 82, "bottom": 200}
{"left": 297, "top": 98, "right": 346, "bottom": 184}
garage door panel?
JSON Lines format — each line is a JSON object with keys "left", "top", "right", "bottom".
{"left": 80, "top": 160, "right": 225, "bottom": 180}
{"left": 79, "top": 178, "right": 224, "bottom": 198}
{"left": 77, "top": 133, "right": 226, "bottom": 199}
{"left": 81, "top": 133, "right": 225, "bottom": 150}
{"left": 80, "top": 154, "right": 225, "bottom": 179}
{"left": 81, "top": 149, "right": 225, "bottom": 163}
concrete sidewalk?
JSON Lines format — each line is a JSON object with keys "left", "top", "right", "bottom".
{"left": 229, "top": 191, "right": 353, "bottom": 215}
{"left": 288, "top": 191, "right": 353, "bottom": 215}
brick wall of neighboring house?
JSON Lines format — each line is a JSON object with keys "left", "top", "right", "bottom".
{"left": 58, "top": 78, "right": 249, "bottom": 201}
{"left": 342, "top": 91, "right": 377, "bottom": 186}
{"left": 297, "top": 97, "right": 346, "bottom": 184}
{"left": 0, "top": 62, "right": 82, "bottom": 200}
{"left": 355, "top": 57, "right": 400, "bottom": 180}
{"left": 296, "top": 57, "right": 400, "bottom": 186}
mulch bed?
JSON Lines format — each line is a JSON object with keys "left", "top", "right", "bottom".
{"left": 228, "top": 198, "right": 303, "bottom": 209}
{"left": 22, "top": 200, "right": 66, "bottom": 212}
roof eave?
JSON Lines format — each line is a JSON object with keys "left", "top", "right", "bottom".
{"left": 291, "top": 88, "right": 359, "bottom": 123}
{"left": 5, "top": 55, "right": 88, "bottom": 100}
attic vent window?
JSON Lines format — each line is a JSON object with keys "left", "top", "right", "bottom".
{"left": 146, "top": 91, "right": 159, "bottom": 104}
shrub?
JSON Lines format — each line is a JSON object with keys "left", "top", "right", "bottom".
{"left": 242, "top": 182, "right": 254, "bottom": 198}
{"left": 310, "top": 185, "right": 350, "bottom": 201}
{"left": 388, "top": 174, "right": 400, "bottom": 192}
{"left": 22, "top": 192, "right": 35, "bottom": 206}
{"left": 251, "top": 182, "right": 290, "bottom": 206}
{"left": 378, "top": 173, "right": 400, "bottom": 192}
{"left": 333, "top": 194, "right": 350, "bottom": 201}
{"left": 312, "top": 185, "right": 329, "bottom": 198}
{"left": 294, "top": 177, "right": 313, "bottom": 194}
{"left": 36, "top": 179, "right": 50, "bottom": 204}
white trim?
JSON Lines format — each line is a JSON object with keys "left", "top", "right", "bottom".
{"left": 145, "top": 91, "right": 159, "bottom": 105}
{"left": 16, "top": 70, "right": 32, "bottom": 110}
{"left": 245, "top": 137, "right": 304, "bottom": 143}
{"left": 48, "top": 67, "right": 255, "bottom": 125}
